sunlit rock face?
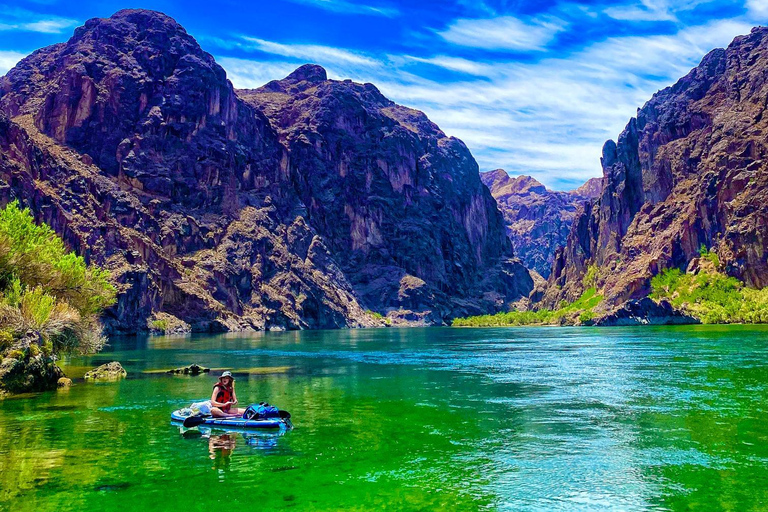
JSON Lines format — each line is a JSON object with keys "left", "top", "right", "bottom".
{"left": 544, "top": 27, "right": 768, "bottom": 307}
{"left": 0, "top": 10, "right": 371, "bottom": 332}
{"left": 239, "top": 64, "right": 532, "bottom": 319}
{"left": 481, "top": 170, "right": 603, "bottom": 278}
{"left": 0, "top": 10, "right": 532, "bottom": 331}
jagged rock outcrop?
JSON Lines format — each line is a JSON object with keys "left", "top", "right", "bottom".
{"left": 592, "top": 298, "right": 698, "bottom": 326}
{"left": 239, "top": 66, "right": 532, "bottom": 318}
{"left": 544, "top": 27, "right": 768, "bottom": 307}
{"left": 0, "top": 332, "right": 63, "bottom": 394}
{"left": 0, "top": 10, "right": 531, "bottom": 331}
{"left": 481, "top": 170, "right": 603, "bottom": 277}
{"left": 84, "top": 361, "right": 126, "bottom": 380}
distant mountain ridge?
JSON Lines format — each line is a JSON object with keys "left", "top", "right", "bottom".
{"left": 481, "top": 170, "right": 603, "bottom": 277}
{"left": 0, "top": 9, "right": 532, "bottom": 332}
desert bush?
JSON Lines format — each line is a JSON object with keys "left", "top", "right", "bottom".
{"left": 0, "top": 202, "right": 114, "bottom": 356}
{"left": 150, "top": 319, "right": 168, "bottom": 332}
{"left": 453, "top": 288, "right": 603, "bottom": 327}
{"left": 650, "top": 248, "right": 768, "bottom": 324}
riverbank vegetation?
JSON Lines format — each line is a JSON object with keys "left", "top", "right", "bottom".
{"left": 0, "top": 202, "right": 116, "bottom": 393}
{"left": 650, "top": 248, "right": 768, "bottom": 324}
{"left": 452, "top": 288, "right": 603, "bottom": 327}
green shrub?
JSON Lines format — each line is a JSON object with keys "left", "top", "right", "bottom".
{"left": 0, "top": 203, "right": 115, "bottom": 317}
{"left": 453, "top": 288, "right": 603, "bottom": 327}
{"left": 364, "top": 309, "right": 391, "bottom": 325}
{"left": 6, "top": 349, "right": 24, "bottom": 360}
{"left": 0, "top": 329, "right": 13, "bottom": 350}
{"left": 0, "top": 201, "right": 115, "bottom": 356}
{"left": 582, "top": 264, "right": 599, "bottom": 288}
{"left": 651, "top": 251, "right": 768, "bottom": 324}
{"left": 150, "top": 319, "right": 168, "bottom": 333}
{"left": 698, "top": 245, "right": 720, "bottom": 267}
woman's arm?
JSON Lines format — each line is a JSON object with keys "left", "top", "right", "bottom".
{"left": 210, "top": 387, "right": 231, "bottom": 408}
{"left": 231, "top": 383, "right": 238, "bottom": 404}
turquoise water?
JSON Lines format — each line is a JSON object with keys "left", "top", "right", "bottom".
{"left": 1, "top": 326, "right": 767, "bottom": 510}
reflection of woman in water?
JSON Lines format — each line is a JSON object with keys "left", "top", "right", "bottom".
{"left": 210, "top": 371, "right": 245, "bottom": 418}
{"left": 209, "top": 434, "right": 236, "bottom": 469}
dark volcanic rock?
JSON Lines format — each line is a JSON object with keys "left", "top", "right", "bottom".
{"left": 545, "top": 27, "right": 768, "bottom": 307}
{"left": 0, "top": 10, "right": 531, "bottom": 331}
{"left": 0, "top": 332, "right": 64, "bottom": 394}
{"left": 167, "top": 364, "right": 209, "bottom": 375}
{"left": 239, "top": 69, "right": 532, "bottom": 318}
{"left": 2, "top": 10, "right": 286, "bottom": 210}
{"left": 481, "top": 170, "right": 603, "bottom": 277}
{"left": 0, "top": 10, "right": 375, "bottom": 332}
{"left": 592, "top": 298, "right": 699, "bottom": 326}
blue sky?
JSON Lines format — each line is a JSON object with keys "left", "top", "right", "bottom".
{"left": 0, "top": 1, "right": 765, "bottom": 189}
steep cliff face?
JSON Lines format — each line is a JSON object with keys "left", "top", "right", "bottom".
{"left": 0, "top": 10, "right": 373, "bottom": 332}
{"left": 239, "top": 67, "right": 532, "bottom": 319}
{"left": 481, "top": 170, "right": 603, "bottom": 277}
{"left": 545, "top": 27, "right": 768, "bottom": 307}
{"left": 0, "top": 10, "right": 531, "bottom": 331}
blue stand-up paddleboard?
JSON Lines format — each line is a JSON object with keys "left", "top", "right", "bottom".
{"left": 171, "top": 409, "right": 285, "bottom": 429}
{"left": 171, "top": 402, "right": 292, "bottom": 431}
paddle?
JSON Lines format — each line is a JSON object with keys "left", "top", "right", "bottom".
{"left": 182, "top": 414, "right": 208, "bottom": 428}
{"left": 279, "top": 410, "right": 293, "bottom": 428}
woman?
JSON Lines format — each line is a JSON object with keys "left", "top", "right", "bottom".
{"left": 210, "top": 371, "right": 245, "bottom": 418}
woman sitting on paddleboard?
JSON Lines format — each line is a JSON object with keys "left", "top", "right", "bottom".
{"left": 210, "top": 371, "right": 245, "bottom": 418}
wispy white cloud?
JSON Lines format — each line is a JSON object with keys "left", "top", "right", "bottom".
{"left": 747, "top": 0, "right": 768, "bottom": 18}
{"left": 214, "top": 8, "right": 754, "bottom": 189}
{"left": 282, "top": 0, "right": 399, "bottom": 17}
{"left": 0, "top": 7, "right": 77, "bottom": 34}
{"left": 604, "top": 0, "right": 678, "bottom": 22}
{"left": 394, "top": 55, "right": 497, "bottom": 76}
{"left": 0, "top": 50, "right": 25, "bottom": 74}
{"left": 438, "top": 15, "right": 567, "bottom": 51}
{"left": 239, "top": 36, "right": 380, "bottom": 67}
{"left": 576, "top": 19, "right": 752, "bottom": 77}
{"left": 217, "top": 57, "right": 302, "bottom": 89}
{"left": 388, "top": 18, "right": 752, "bottom": 187}
{"left": 18, "top": 18, "right": 76, "bottom": 33}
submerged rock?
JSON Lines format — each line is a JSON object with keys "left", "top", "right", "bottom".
{"left": 57, "top": 377, "right": 73, "bottom": 388}
{"left": 167, "top": 364, "right": 209, "bottom": 375}
{"left": 593, "top": 298, "right": 699, "bottom": 326}
{"left": 84, "top": 362, "right": 127, "bottom": 381}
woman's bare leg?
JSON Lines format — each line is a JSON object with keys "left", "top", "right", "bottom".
{"left": 210, "top": 407, "right": 239, "bottom": 418}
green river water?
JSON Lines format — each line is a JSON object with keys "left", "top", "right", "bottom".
{"left": 1, "top": 326, "right": 767, "bottom": 511}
